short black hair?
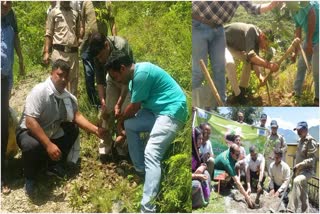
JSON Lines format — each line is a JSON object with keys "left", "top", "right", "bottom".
{"left": 52, "top": 59, "right": 70, "bottom": 74}
{"left": 249, "top": 145, "right": 256, "bottom": 153}
{"left": 199, "top": 122, "right": 210, "bottom": 130}
{"left": 273, "top": 148, "right": 283, "bottom": 157}
{"left": 89, "top": 32, "right": 107, "bottom": 57}
{"left": 264, "top": 29, "right": 274, "bottom": 43}
{"left": 105, "top": 50, "right": 134, "bottom": 73}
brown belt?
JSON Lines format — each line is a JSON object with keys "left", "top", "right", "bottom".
{"left": 192, "top": 15, "right": 222, "bottom": 29}
{"left": 53, "top": 44, "right": 78, "bottom": 53}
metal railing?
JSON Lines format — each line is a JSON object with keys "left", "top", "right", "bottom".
{"left": 308, "top": 176, "right": 319, "bottom": 208}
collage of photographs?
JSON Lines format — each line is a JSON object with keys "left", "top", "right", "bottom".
{"left": 0, "top": 0, "right": 319, "bottom": 213}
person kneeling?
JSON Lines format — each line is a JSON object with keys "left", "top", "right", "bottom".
{"left": 16, "top": 59, "right": 105, "bottom": 197}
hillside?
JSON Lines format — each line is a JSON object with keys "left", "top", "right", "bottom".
{"left": 2, "top": 2, "right": 191, "bottom": 213}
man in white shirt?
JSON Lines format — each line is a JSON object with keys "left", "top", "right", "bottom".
{"left": 199, "top": 122, "right": 215, "bottom": 178}
{"left": 245, "top": 145, "right": 265, "bottom": 204}
{"left": 268, "top": 148, "right": 291, "bottom": 204}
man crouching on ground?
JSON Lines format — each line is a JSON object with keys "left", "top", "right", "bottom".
{"left": 16, "top": 59, "right": 106, "bottom": 197}
{"left": 105, "top": 51, "right": 188, "bottom": 212}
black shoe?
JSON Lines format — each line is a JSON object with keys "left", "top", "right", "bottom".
{"left": 234, "top": 90, "right": 246, "bottom": 105}
{"left": 46, "top": 164, "right": 66, "bottom": 179}
{"left": 24, "top": 179, "right": 35, "bottom": 197}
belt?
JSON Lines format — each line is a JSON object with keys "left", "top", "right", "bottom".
{"left": 192, "top": 15, "right": 222, "bottom": 29}
{"left": 53, "top": 44, "right": 78, "bottom": 53}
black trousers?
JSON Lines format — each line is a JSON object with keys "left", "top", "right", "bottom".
{"left": 17, "top": 122, "right": 79, "bottom": 179}
{"left": 1, "top": 77, "right": 9, "bottom": 182}
{"left": 249, "top": 170, "right": 266, "bottom": 188}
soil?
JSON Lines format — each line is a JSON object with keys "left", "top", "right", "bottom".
{"left": 224, "top": 189, "right": 319, "bottom": 213}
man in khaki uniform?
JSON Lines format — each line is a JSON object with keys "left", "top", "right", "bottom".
{"left": 89, "top": 32, "right": 134, "bottom": 160}
{"left": 80, "top": 1, "right": 116, "bottom": 106}
{"left": 264, "top": 120, "right": 287, "bottom": 173}
{"left": 43, "top": 1, "right": 81, "bottom": 97}
{"left": 287, "top": 121, "right": 318, "bottom": 213}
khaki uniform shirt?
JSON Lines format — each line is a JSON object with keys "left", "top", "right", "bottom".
{"left": 45, "top": 6, "right": 80, "bottom": 47}
{"left": 80, "top": 1, "right": 114, "bottom": 54}
{"left": 265, "top": 133, "right": 287, "bottom": 160}
{"left": 269, "top": 160, "right": 290, "bottom": 193}
{"left": 295, "top": 134, "right": 318, "bottom": 176}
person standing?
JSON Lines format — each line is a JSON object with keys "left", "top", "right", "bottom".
{"left": 105, "top": 51, "right": 188, "bottom": 212}
{"left": 1, "top": 0, "right": 25, "bottom": 194}
{"left": 43, "top": 1, "right": 81, "bottom": 97}
{"left": 80, "top": 1, "right": 116, "bottom": 106}
{"left": 291, "top": 1, "right": 319, "bottom": 106}
{"left": 287, "top": 121, "right": 318, "bottom": 212}
{"left": 259, "top": 113, "right": 267, "bottom": 128}
{"left": 264, "top": 120, "right": 287, "bottom": 172}
{"left": 192, "top": 1, "right": 279, "bottom": 107}
{"left": 199, "top": 123, "right": 215, "bottom": 178}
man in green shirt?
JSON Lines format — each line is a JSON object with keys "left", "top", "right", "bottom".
{"left": 105, "top": 50, "right": 187, "bottom": 212}
{"left": 215, "top": 144, "right": 254, "bottom": 208}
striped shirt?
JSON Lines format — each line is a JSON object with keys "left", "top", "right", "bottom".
{"left": 192, "top": 1, "right": 261, "bottom": 25}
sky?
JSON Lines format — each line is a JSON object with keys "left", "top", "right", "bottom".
{"left": 219, "top": 107, "right": 320, "bottom": 130}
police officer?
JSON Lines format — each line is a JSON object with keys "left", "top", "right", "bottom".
{"left": 287, "top": 121, "right": 318, "bottom": 213}
{"left": 43, "top": 1, "right": 81, "bottom": 97}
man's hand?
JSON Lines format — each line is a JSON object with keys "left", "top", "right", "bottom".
{"left": 269, "top": 62, "right": 279, "bottom": 73}
{"left": 293, "top": 163, "right": 301, "bottom": 171}
{"left": 257, "top": 183, "right": 262, "bottom": 193}
{"left": 246, "top": 187, "right": 251, "bottom": 195}
{"left": 46, "top": 142, "right": 61, "bottom": 161}
{"left": 43, "top": 52, "right": 50, "bottom": 65}
{"left": 114, "top": 104, "right": 121, "bottom": 118}
{"left": 274, "top": 191, "right": 280, "bottom": 197}
{"left": 291, "top": 52, "right": 297, "bottom": 63}
{"left": 269, "top": 189, "right": 275, "bottom": 196}
{"left": 96, "top": 127, "right": 107, "bottom": 139}
{"left": 245, "top": 195, "right": 254, "bottom": 209}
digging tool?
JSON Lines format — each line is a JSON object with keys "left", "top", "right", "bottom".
{"left": 269, "top": 171, "right": 294, "bottom": 213}
{"left": 265, "top": 81, "right": 272, "bottom": 106}
{"left": 299, "top": 43, "right": 311, "bottom": 73}
{"left": 261, "top": 38, "right": 301, "bottom": 85}
{"left": 199, "top": 59, "right": 224, "bottom": 106}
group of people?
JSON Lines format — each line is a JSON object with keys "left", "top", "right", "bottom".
{"left": 192, "top": 113, "right": 318, "bottom": 213}
{"left": 192, "top": 1, "right": 319, "bottom": 106}
{"left": 1, "top": 1, "right": 188, "bottom": 212}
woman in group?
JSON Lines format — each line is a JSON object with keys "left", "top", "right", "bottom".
{"left": 192, "top": 127, "right": 211, "bottom": 208}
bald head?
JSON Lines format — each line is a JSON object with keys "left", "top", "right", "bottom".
{"left": 230, "top": 144, "right": 240, "bottom": 161}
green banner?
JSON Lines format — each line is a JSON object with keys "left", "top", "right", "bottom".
{"left": 194, "top": 108, "right": 268, "bottom": 156}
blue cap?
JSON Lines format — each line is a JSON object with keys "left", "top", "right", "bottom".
{"left": 270, "top": 120, "right": 278, "bottom": 127}
{"left": 261, "top": 113, "right": 267, "bottom": 119}
{"left": 293, "top": 121, "right": 308, "bottom": 131}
